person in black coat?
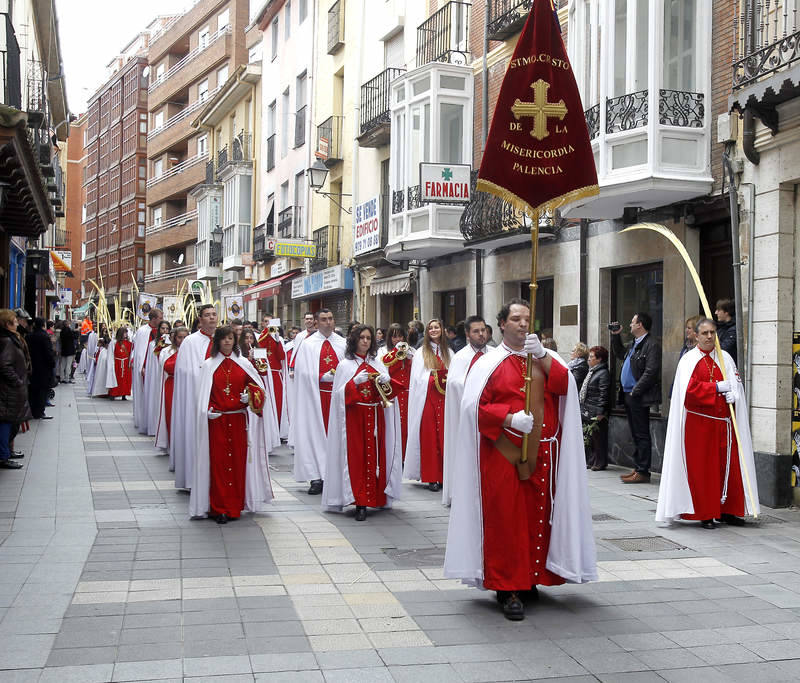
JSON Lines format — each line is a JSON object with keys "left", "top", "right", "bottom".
{"left": 715, "top": 298, "right": 737, "bottom": 363}
{"left": 580, "top": 346, "right": 611, "bottom": 470}
{"left": 59, "top": 323, "right": 77, "bottom": 383}
{"left": 26, "top": 318, "right": 55, "bottom": 420}
{"left": 0, "top": 309, "right": 31, "bottom": 468}
{"left": 568, "top": 342, "right": 590, "bottom": 389}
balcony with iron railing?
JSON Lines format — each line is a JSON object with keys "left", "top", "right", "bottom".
{"left": 311, "top": 225, "right": 337, "bottom": 271}
{"left": 416, "top": 1, "right": 471, "bottom": 67}
{"left": 253, "top": 224, "right": 267, "bottom": 261}
{"left": 316, "top": 116, "right": 343, "bottom": 167}
{"left": 217, "top": 133, "right": 252, "bottom": 176}
{"left": 278, "top": 206, "right": 301, "bottom": 239}
{"left": 359, "top": 68, "right": 405, "bottom": 147}
{"left": 327, "top": 0, "right": 344, "bottom": 54}
{"left": 209, "top": 240, "right": 223, "bottom": 266}
{"left": 295, "top": 106, "right": 307, "bottom": 148}
{"left": 487, "top": 0, "right": 532, "bottom": 41}
{"left": 1, "top": 13, "right": 21, "bottom": 109}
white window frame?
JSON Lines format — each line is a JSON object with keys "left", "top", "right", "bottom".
{"left": 199, "top": 25, "right": 211, "bottom": 50}
{"left": 217, "top": 64, "right": 229, "bottom": 86}
{"left": 152, "top": 206, "right": 163, "bottom": 227}
{"left": 217, "top": 8, "right": 230, "bottom": 31}
{"left": 154, "top": 111, "right": 164, "bottom": 129}
{"left": 271, "top": 18, "right": 279, "bottom": 60}
{"left": 153, "top": 158, "right": 163, "bottom": 178}
{"left": 197, "top": 134, "right": 208, "bottom": 157}
{"left": 198, "top": 79, "right": 209, "bottom": 102}
{"left": 285, "top": 0, "right": 292, "bottom": 40}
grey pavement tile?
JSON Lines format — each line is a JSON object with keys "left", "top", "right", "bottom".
{"left": 388, "top": 663, "right": 464, "bottom": 683}
{"left": 186, "top": 676, "right": 256, "bottom": 683}
{"left": 123, "top": 599, "right": 180, "bottom": 614}
{"left": 452, "top": 660, "right": 528, "bottom": 682}
{"left": 633, "top": 648, "right": 707, "bottom": 670}
{"left": 744, "top": 639, "right": 800, "bottom": 661}
{"left": 122, "top": 611, "right": 182, "bottom": 628}
{"left": 655, "top": 667, "right": 733, "bottom": 683}
{"left": 609, "top": 632, "right": 679, "bottom": 651}
{"left": 183, "top": 654, "right": 253, "bottom": 677}
{"left": 184, "top": 637, "right": 250, "bottom": 658}
{"left": 570, "top": 651, "right": 648, "bottom": 675}
{"left": 45, "top": 646, "right": 118, "bottom": 667}
{"left": 184, "top": 622, "right": 246, "bottom": 641}
{"left": 38, "top": 663, "right": 115, "bottom": 683}
{"left": 250, "top": 652, "right": 319, "bottom": 673}
{"left": 111, "top": 658, "right": 183, "bottom": 681}
{"left": 319, "top": 667, "right": 394, "bottom": 683}
{"left": 253, "top": 672, "right": 324, "bottom": 683}
{"left": 53, "top": 628, "right": 121, "bottom": 648}
{"left": 0, "top": 670, "right": 43, "bottom": 683}
{"left": 246, "top": 635, "right": 312, "bottom": 655}
{"left": 119, "top": 625, "right": 182, "bottom": 644}
{"left": 376, "top": 646, "right": 450, "bottom": 666}
{"left": 244, "top": 621, "right": 306, "bottom": 638}
{"left": 241, "top": 607, "right": 300, "bottom": 623}
{"left": 116, "top": 641, "right": 183, "bottom": 662}
{"left": 596, "top": 673, "right": 665, "bottom": 683}
{"left": 688, "top": 643, "right": 764, "bottom": 666}
{"left": 715, "top": 661, "right": 797, "bottom": 682}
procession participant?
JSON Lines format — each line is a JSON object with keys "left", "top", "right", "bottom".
{"left": 291, "top": 309, "right": 345, "bottom": 494}
{"left": 132, "top": 310, "right": 163, "bottom": 434}
{"left": 145, "top": 319, "right": 170, "bottom": 436}
{"left": 442, "top": 315, "right": 489, "bottom": 506}
{"left": 172, "top": 304, "right": 217, "bottom": 488}
{"left": 287, "top": 312, "right": 316, "bottom": 374}
{"left": 155, "top": 326, "right": 189, "bottom": 455}
{"left": 404, "top": 319, "right": 451, "bottom": 491}
{"left": 79, "top": 324, "right": 98, "bottom": 375}
{"left": 257, "top": 318, "right": 288, "bottom": 439}
{"left": 382, "top": 324, "right": 414, "bottom": 461}
{"left": 230, "top": 319, "right": 244, "bottom": 340}
{"left": 656, "top": 318, "right": 759, "bottom": 528}
{"left": 323, "top": 325, "right": 402, "bottom": 521}
{"left": 189, "top": 326, "right": 278, "bottom": 524}
{"left": 108, "top": 327, "right": 132, "bottom": 400}
{"left": 90, "top": 336, "right": 113, "bottom": 398}
{"left": 239, "top": 328, "right": 259, "bottom": 361}
{"left": 444, "top": 298, "right": 596, "bottom": 621}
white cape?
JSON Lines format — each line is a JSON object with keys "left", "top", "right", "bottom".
{"left": 104, "top": 339, "right": 120, "bottom": 392}
{"left": 131, "top": 324, "right": 152, "bottom": 432}
{"left": 189, "top": 352, "right": 277, "bottom": 518}
{"left": 291, "top": 332, "right": 346, "bottom": 482}
{"left": 321, "top": 356, "right": 403, "bottom": 512}
{"left": 155, "top": 346, "right": 176, "bottom": 452}
{"left": 90, "top": 348, "right": 111, "bottom": 397}
{"left": 286, "top": 329, "right": 315, "bottom": 447}
{"left": 655, "top": 347, "right": 759, "bottom": 522}
{"left": 443, "top": 347, "right": 598, "bottom": 587}
{"left": 79, "top": 331, "right": 97, "bottom": 373}
{"left": 442, "top": 344, "right": 487, "bottom": 506}
{"left": 145, "top": 339, "right": 166, "bottom": 436}
{"left": 171, "top": 330, "right": 214, "bottom": 488}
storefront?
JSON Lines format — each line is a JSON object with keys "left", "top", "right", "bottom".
{"left": 371, "top": 270, "right": 414, "bottom": 330}
{"left": 291, "top": 265, "right": 354, "bottom": 327}
{"left": 242, "top": 270, "right": 300, "bottom": 324}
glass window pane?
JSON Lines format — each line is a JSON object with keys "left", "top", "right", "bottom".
{"left": 635, "top": 0, "right": 649, "bottom": 91}
{"left": 663, "top": 0, "right": 696, "bottom": 91}
{"left": 412, "top": 75, "right": 430, "bottom": 96}
{"left": 613, "top": 0, "right": 627, "bottom": 96}
{"left": 439, "top": 103, "right": 462, "bottom": 164}
{"left": 440, "top": 75, "right": 465, "bottom": 90}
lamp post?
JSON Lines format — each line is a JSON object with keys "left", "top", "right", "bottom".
{"left": 210, "top": 224, "right": 223, "bottom": 265}
{"left": 306, "top": 159, "right": 353, "bottom": 214}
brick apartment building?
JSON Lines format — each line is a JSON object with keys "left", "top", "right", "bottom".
{"left": 144, "top": 0, "right": 250, "bottom": 296}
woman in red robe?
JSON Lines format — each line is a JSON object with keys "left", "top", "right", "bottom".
{"left": 382, "top": 323, "right": 414, "bottom": 462}
{"left": 109, "top": 327, "right": 133, "bottom": 399}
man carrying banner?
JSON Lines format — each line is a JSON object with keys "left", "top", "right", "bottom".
{"left": 443, "top": 0, "right": 598, "bottom": 620}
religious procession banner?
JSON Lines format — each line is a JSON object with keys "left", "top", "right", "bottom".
{"left": 224, "top": 295, "right": 244, "bottom": 322}
{"left": 162, "top": 295, "right": 181, "bottom": 323}
{"left": 477, "top": 0, "right": 598, "bottom": 216}
{"left": 137, "top": 293, "right": 159, "bottom": 320}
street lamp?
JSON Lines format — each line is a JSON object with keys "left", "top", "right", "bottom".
{"left": 306, "top": 159, "right": 353, "bottom": 214}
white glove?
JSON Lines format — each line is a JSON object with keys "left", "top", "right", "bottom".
{"left": 208, "top": 410, "right": 222, "bottom": 420}
{"left": 523, "top": 333, "right": 546, "bottom": 359}
{"left": 716, "top": 380, "right": 732, "bottom": 393}
{"left": 377, "top": 372, "right": 390, "bottom": 385}
{"left": 724, "top": 390, "right": 736, "bottom": 404}
{"left": 320, "top": 370, "right": 335, "bottom": 383}
{"left": 353, "top": 370, "right": 369, "bottom": 385}
{"left": 509, "top": 410, "right": 534, "bottom": 434}
{"left": 240, "top": 391, "right": 249, "bottom": 405}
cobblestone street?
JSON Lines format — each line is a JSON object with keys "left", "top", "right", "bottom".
{"left": 2, "top": 380, "right": 800, "bottom": 682}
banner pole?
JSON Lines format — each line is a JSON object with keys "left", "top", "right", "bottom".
{"left": 521, "top": 212, "right": 540, "bottom": 462}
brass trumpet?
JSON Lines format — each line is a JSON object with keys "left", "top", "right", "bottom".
{"left": 268, "top": 325, "right": 278, "bottom": 334}
{"left": 368, "top": 372, "right": 393, "bottom": 408}
{"left": 394, "top": 341, "right": 409, "bottom": 361}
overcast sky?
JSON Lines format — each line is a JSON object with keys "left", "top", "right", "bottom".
{"left": 56, "top": 0, "right": 188, "bottom": 115}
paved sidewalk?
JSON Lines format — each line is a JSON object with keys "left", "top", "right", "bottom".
{"left": 2, "top": 378, "right": 800, "bottom": 682}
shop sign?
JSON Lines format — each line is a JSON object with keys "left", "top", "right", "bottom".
{"left": 270, "top": 258, "right": 290, "bottom": 278}
{"left": 353, "top": 195, "right": 381, "bottom": 256}
{"left": 291, "top": 265, "right": 353, "bottom": 299}
{"left": 54, "top": 249, "right": 72, "bottom": 268}
{"left": 275, "top": 240, "right": 316, "bottom": 259}
{"left": 420, "top": 163, "right": 471, "bottom": 203}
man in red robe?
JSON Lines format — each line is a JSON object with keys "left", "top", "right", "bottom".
{"left": 382, "top": 337, "right": 413, "bottom": 460}
{"left": 109, "top": 329, "right": 132, "bottom": 399}
{"left": 257, "top": 319, "right": 286, "bottom": 429}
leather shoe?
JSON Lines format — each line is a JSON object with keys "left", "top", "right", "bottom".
{"left": 39, "top": 415, "right": 54, "bottom": 420}
{"left": 497, "top": 591, "right": 525, "bottom": 621}
{"left": 9, "top": 451, "right": 24, "bottom": 459}
{"left": 620, "top": 470, "right": 637, "bottom": 481}
{"left": 700, "top": 519, "right": 716, "bottom": 529}
{"left": 216, "top": 514, "right": 229, "bottom": 524}
{"left": 591, "top": 465, "right": 606, "bottom": 471}
{"left": 355, "top": 506, "right": 367, "bottom": 522}
{"left": 308, "top": 479, "right": 323, "bottom": 495}
{"left": 0, "top": 460, "right": 23, "bottom": 469}
{"left": 622, "top": 472, "right": 650, "bottom": 484}
{"left": 520, "top": 586, "right": 539, "bottom": 602}
{"left": 721, "top": 513, "right": 746, "bottom": 527}
{"left": 428, "top": 482, "right": 442, "bottom": 492}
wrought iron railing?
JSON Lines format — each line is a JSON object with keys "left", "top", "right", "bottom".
{"left": 733, "top": 1, "right": 800, "bottom": 89}
{"left": 278, "top": 206, "right": 298, "bottom": 238}
{"left": 253, "top": 225, "right": 267, "bottom": 261}
{"left": 391, "top": 189, "right": 404, "bottom": 215}
{"left": 217, "top": 145, "right": 228, "bottom": 171}
{"left": 311, "top": 225, "right": 330, "bottom": 271}
{"left": 209, "top": 241, "right": 223, "bottom": 266}
{"left": 606, "top": 89, "right": 648, "bottom": 134}
{"left": 1, "top": 14, "right": 21, "bottom": 109}
{"left": 294, "top": 106, "right": 307, "bottom": 148}
{"left": 205, "top": 160, "right": 215, "bottom": 184}
{"left": 327, "top": 0, "right": 344, "bottom": 54}
{"left": 360, "top": 67, "right": 405, "bottom": 136}
{"left": 266, "top": 134, "right": 275, "bottom": 171}
{"left": 487, "top": 0, "right": 532, "bottom": 41}
{"left": 416, "top": 1, "right": 471, "bottom": 66}
{"left": 316, "top": 115, "right": 343, "bottom": 164}
{"left": 658, "top": 90, "right": 704, "bottom": 128}
{"left": 26, "top": 58, "right": 46, "bottom": 114}
{"left": 217, "top": 133, "right": 252, "bottom": 175}
{"left": 584, "top": 104, "right": 600, "bottom": 140}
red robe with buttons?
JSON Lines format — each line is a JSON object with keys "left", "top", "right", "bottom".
{"left": 344, "top": 358, "right": 388, "bottom": 508}
{"left": 681, "top": 351, "right": 745, "bottom": 521}
{"left": 383, "top": 349, "right": 412, "bottom": 460}
{"left": 319, "top": 339, "right": 339, "bottom": 432}
{"left": 478, "top": 355, "right": 568, "bottom": 590}
{"left": 162, "top": 352, "right": 177, "bottom": 440}
{"left": 109, "top": 339, "right": 132, "bottom": 397}
{"left": 258, "top": 332, "right": 286, "bottom": 424}
{"left": 420, "top": 356, "right": 447, "bottom": 483}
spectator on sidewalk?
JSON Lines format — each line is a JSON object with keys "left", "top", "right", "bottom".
{"left": 0, "top": 309, "right": 31, "bottom": 469}
{"left": 59, "top": 322, "right": 77, "bottom": 384}
{"left": 26, "top": 317, "right": 56, "bottom": 420}
{"left": 680, "top": 315, "right": 702, "bottom": 359}
{"left": 568, "top": 342, "right": 590, "bottom": 390}
{"left": 580, "top": 346, "right": 611, "bottom": 471}
{"left": 715, "top": 299, "right": 737, "bottom": 362}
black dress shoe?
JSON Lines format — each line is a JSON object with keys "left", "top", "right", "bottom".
{"left": 520, "top": 586, "right": 539, "bottom": 602}
{"left": 39, "top": 415, "right": 53, "bottom": 420}
{"left": 216, "top": 514, "right": 229, "bottom": 524}
{"left": 700, "top": 519, "right": 716, "bottom": 529}
{"left": 355, "top": 506, "right": 367, "bottom": 522}
{"left": 499, "top": 591, "right": 525, "bottom": 621}
{"left": 308, "top": 479, "right": 323, "bottom": 495}
{"left": 721, "top": 513, "right": 746, "bottom": 527}
{"left": 0, "top": 460, "right": 23, "bottom": 469}
{"left": 428, "top": 482, "right": 442, "bottom": 492}
{"left": 9, "top": 451, "right": 24, "bottom": 459}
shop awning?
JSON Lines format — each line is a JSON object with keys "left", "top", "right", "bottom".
{"left": 242, "top": 270, "right": 298, "bottom": 302}
{"left": 370, "top": 272, "right": 412, "bottom": 296}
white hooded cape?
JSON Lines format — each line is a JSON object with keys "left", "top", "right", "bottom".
{"left": 655, "top": 347, "right": 759, "bottom": 522}
{"left": 189, "top": 352, "right": 277, "bottom": 518}
{"left": 286, "top": 328, "right": 315, "bottom": 447}
{"left": 104, "top": 339, "right": 120, "bottom": 392}
{"left": 443, "top": 347, "right": 598, "bottom": 587}
{"left": 442, "top": 344, "right": 489, "bottom": 506}
{"left": 291, "top": 331, "right": 346, "bottom": 482}
{"left": 171, "top": 330, "right": 214, "bottom": 489}
{"left": 145, "top": 338, "right": 167, "bottom": 436}
{"left": 155, "top": 345, "right": 177, "bottom": 452}
{"left": 90, "top": 347, "right": 111, "bottom": 397}
{"left": 321, "top": 356, "right": 403, "bottom": 512}
{"left": 79, "top": 331, "right": 98, "bottom": 373}
{"left": 131, "top": 324, "right": 152, "bottom": 432}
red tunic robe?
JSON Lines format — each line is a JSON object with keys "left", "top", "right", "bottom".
{"left": 207, "top": 358, "right": 251, "bottom": 518}
{"left": 419, "top": 355, "right": 447, "bottom": 484}
{"left": 257, "top": 332, "right": 285, "bottom": 424}
{"left": 681, "top": 351, "right": 745, "bottom": 521}
{"left": 345, "top": 358, "right": 389, "bottom": 508}
{"left": 319, "top": 339, "right": 339, "bottom": 432}
{"left": 163, "top": 352, "right": 177, "bottom": 440}
{"left": 383, "top": 350, "right": 412, "bottom": 461}
{"left": 109, "top": 339, "right": 133, "bottom": 396}
{"left": 478, "top": 355, "right": 569, "bottom": 591}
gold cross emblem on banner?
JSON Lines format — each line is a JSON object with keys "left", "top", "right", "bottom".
{"left": 511, "top": 79, "right": 567, "bottom": 141}
{"left": 324, "top": 354, "right": 333, "bottom": 365}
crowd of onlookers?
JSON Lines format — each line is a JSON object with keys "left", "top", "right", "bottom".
{"left": 0, "top": 308, "right": 87, "bottom": 469}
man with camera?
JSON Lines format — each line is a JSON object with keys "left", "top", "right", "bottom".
{"left": 609, "top": 313, "right": 661, "bottom": 483}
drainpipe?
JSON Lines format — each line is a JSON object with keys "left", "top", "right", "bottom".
{"left": 722, "top": 148, "right": 746, "bottom": 383}
{"left": 579, "top": 218, "right": 588, "bottom": 341}
{"left": 742, "top": 108, "right": 760, "bottom": 166}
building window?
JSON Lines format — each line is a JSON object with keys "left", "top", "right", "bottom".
{"left": 199, "top": 25, "right": 210, "bottom": 49}
{"left": 663, "top": 0, "right": 699, "bottom": 91}
{"left": 156, "top": 63, "right": 165, "bottom": 81}
{"left": 285, "top": 1, "right": 292, "bottom": 40}
{"left": 612, "top": 0, "right": 649, "bottom": 97}
{"left": 198, "top": 79, "right": 209, "bottom": 102}
{"left": 295, "top": 72, "right": 307, "bottom": 148}
{"left": 281, "top": 88, "right": 290, "bottom": 158}
{"left": 154, "top": 111, "right": 164, "bottom": 129}
{"left": 249, "top": 42, "right": 262, "bottom": 63}
{"left": 153, "top": 158, "right": 163, "bottom": 178}
{"left": 217, "top": 8, "right": 230, "bottom": 31}
{"left": 217, "top": 64, "right": 229, "bottom": 85}
{"left": 299, "top": 0, "right": 307, "bottom": 23}
{"left": 197, "top": 134, "right": 208, "bottom": 157}
{"left": 152, "top": 206, "right": 162, "bottom": 227}
{"left": 271, "top": 18, "right": 279, "bottom": 60}
{"left": 294, "top": 171, "right": 305, "bottom": 236}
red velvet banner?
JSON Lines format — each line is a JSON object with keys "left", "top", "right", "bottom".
{"left": 477, "top": 0, "right": 598, "bottom": 217}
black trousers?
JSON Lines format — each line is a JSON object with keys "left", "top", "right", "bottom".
{"left": 29, "top": 383, "right": 48, "bottom": 419}
{"left": 623, "top": 393, "right": 652, "bottom": 474}
{"left": 584, "top": 418, "right": 608, "bottom": 469}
